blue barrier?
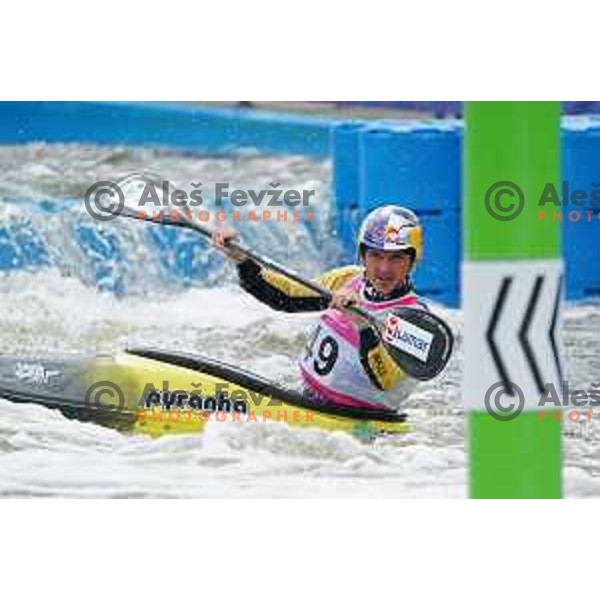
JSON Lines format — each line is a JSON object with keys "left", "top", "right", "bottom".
{"left": 560, "top": 123, "right": 600, "bottom": 299}
{"left": 332, "top": 121, "right": 366, "bottom": 262}
{"left": 359, "top": 124, "right": 461, "bottom": 212}
{"left": 333, "top": 117, "right": 600, "bottom": 307}
{"left": 562, "top": 210, "right": 600, "bottom": 299}
{"left": 350, "top": 122, "right": 462, "bottom": 306}
{"left": 2, "top": 102, "right": 600, "bottom": 306}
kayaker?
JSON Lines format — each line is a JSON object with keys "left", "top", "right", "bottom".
{"left": 212, "top": 205, "right": 428, "bottom": 412}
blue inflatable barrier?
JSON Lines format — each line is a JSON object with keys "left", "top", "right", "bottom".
{"left": 332, "top": 122, "right": 366, "bottom": 262}
{"left": 561, "top": 123, "right": 600, "bottom": 299}
{"left": 359, "top": 124, "right": 461, "bottom": 213}
{"left": 411, "top": 211, "right": 460, "bottom": 307}
{"left": 331, "top": 117, "right": 600, "bottom": 306}
{"left": 563, "top": 210, "right": 600, "bottom": 299}
{"left": 334, "top": 122, "right": 461, "bottom": 306}
{"left": 2, "top": 102, "right": 600, "bottom": 306}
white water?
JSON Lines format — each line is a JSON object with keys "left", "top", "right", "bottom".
{"left": 0, "top": 144, "right": 598, "bottom": 498}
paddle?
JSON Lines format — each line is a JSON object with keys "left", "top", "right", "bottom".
{"left": 114, "top": 205, "right": 453, "bottom": 381}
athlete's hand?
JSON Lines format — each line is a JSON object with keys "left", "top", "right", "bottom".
{"left": 329, "top": 291, "right": 373, "bottom": 327}
{"left": 211, "top": 228, "right": 247, "bottom": 262}
{"left": 329, "top": 290, "right": 359, "bottom": 311}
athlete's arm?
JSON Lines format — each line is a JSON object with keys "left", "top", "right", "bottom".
{"left": 236, "top": 259, "right": 328, "bottom": 312}
{"left": 211, "top": 228, "right": 322, "bottom": 311}
{"left": 235, "top": 260, "right": 365, "bottom": 313}
{"left": 240, "top": 255, "right": 406, "bottom": 389}
{"left": 357, "top": 324, "right": 406, "bottom": 391}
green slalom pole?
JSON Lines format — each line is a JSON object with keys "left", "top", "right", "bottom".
{"left": 464, "top": 102, "right": 562, "bottom": 498}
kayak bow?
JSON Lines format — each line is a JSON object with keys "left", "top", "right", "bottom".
{"left": 0, "top": 349, "right": 410, "bottom": 439}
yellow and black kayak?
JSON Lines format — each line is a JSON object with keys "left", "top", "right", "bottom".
{"left": 0, "top": 348, "right": 410, "bottom": 439}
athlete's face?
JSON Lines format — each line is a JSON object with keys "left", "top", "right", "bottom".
{"left": 363, "top": 249, "right": 413, "bottom": 295}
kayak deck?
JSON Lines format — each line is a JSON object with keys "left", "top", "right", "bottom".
{"left": 0, "top": 348, "right": 411, "bottom": 438}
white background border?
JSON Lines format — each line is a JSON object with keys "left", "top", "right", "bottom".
{"left": 1, "top": 1, "right": 598, "bottom": 597}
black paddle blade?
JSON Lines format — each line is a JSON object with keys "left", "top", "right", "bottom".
{"left": 380, "top": 306, "right": 454, "bottom": 381}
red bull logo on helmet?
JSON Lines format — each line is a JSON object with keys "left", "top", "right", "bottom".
{"left": 358, "top": 205, "right": 422, "bottom": 259}
{"left": 384, "top": 214, "right": 422, "bottom": 255}
{"left": 384, "top": 222, "right": 401, "bottom": 244}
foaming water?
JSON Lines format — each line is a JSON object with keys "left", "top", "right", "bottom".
{"left": 0, "top": 143, "right": 337, "bottom": 295}
{"left": 2, "top": 262, "right": 599, "bottom": 498}
{"left": 0, "top": 144, "right": 598, "bottom": 497}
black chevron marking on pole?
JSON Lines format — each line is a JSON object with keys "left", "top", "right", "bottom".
{"left": 519, "top": 275, "right": 545, "bottom": 394}
{"left": 486, "top": 277, "right": 514, "bottom": 396}
{"left": 549, "top": 274, "right": 563, "bottom": 382}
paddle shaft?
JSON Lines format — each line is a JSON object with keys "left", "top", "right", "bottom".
{"left": 115, "top": 206, "right": 457, "bottom": 380}
{"left": 117, "top": 207, "right": 383, "bottom": 329}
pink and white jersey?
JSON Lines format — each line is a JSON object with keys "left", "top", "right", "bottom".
{"left": 298, "top": 276, "right": 423, "bottom": 411}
